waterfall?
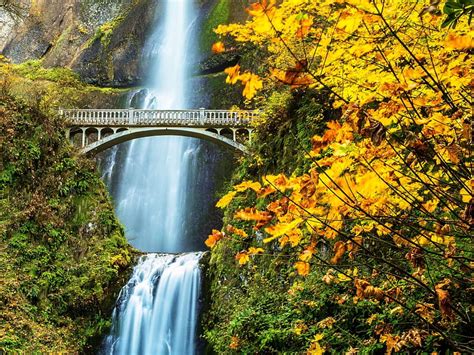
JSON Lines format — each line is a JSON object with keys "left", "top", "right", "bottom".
{"left": 100, "top": 0, "right": 217, "bottom": 353}
{"left": 110, "top": 0, "right": 199, "bottom": 253}
{"left": 103, "top": 253, "right": 203, "bottom": 355}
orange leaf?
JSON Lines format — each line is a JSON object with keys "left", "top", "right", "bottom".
{"left": 229, "top": 336, "right": 240, "bottom": 350}
{"left": 435, "top": 279, "right": 455, "bottom": 321}
{"left": 211, "top": 41, "right": 226, "bottom": 53}
{"left": 295, "top": 261, "right": 310, "bottom": 276}
{"left": 205, "top": 229, "right": 224, "bottom": 248}
{"left": 330, "top": 241, "right": 347, "bottom": 264}
{"left": 257, "top": 185, "right": 276, "bottom": 198}
{"left": 236, "top": 251, "right": 250, "bottom": 265}
{"left": 246, "top": 0, "right": 276, "bottom": 17}
{"left": 234, "top": 208, "right": 272, "bottom": 228}
{"left": 296, "top": 15, "right": 314, "bottom": 38}
{"left": 226, "top": 224, "right": 248, "bottom": 238}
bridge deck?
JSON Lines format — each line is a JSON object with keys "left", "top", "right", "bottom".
{"left": 61, "top": 109, "right": 257, "bottom": 127}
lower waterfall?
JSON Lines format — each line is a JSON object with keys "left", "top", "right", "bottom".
{"left": 102, "top": 253, "right": 203, "bottom": 355}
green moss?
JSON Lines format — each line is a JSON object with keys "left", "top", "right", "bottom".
{"left": 13, "top": 60, "right": 82, "bottom": 84}
{"left": 88, "top": 14, "right": 125, "bottom": 48}
{"left": 200, "top": 0, "right": 230, "bottom": 53}
{"left": 1, "top": 60, "right": 129, "bottom": 110}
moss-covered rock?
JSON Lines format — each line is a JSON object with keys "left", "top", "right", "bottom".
{"left": 0, "top": 58, "right": 130, "bottom": 109}
{"left": 1, "top": 0, "right": 158, "bottom": 87}
{"left": 0, "top": 86, "right": 134, "bottom": 353}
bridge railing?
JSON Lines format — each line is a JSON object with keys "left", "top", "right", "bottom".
{"left": 60, "top": 109, "right": 257, "bottom": 127}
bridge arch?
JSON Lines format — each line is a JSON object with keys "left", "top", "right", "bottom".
{"left": 74, "top": 127, "right": 249, "bottom": 155}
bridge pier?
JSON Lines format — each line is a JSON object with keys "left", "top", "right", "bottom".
{"left": 81, "top": 128, "right": 86, "bottom": 148}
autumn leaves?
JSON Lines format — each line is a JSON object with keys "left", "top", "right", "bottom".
{"left": 206, "top": 0, "right": 473, "bottom": 352}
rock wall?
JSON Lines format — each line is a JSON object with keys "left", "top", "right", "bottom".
{"left": 0, "top": 0, "right": 158, "bottom": 87}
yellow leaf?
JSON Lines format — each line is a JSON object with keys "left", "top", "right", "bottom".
{"left": 234, "top": 208, "right": 272, "bottom": 229}
{"left": 224, "top": 64, "right": 241, "bottom": 84}
{"left": 248, "top": 247, "right": 264, "bottom": 255}
{"left": 295, "top": 261, "right": 310, "bottom": 276}
{"left": 234, "top": 180, "right": 262, "bottom": 192}
{"left": 307, "top": 333, "right": 324, "bottom": 354}
{"left": 241, "top": 72, "right": 263, "bottom": 99}
{"left": 235, "top": 251, "right": 250, "bottom": 265}
{"left": 216, "top": 191, "right": 237, "bottom": 208}
{"left": 337, "top": 273, "right": 351, "bottom": 282}
{"left": 226, "top": 224, "right": 248, "bottom": 238}
{"left": 330, "top": 241, "right": 347, "bottom": 264}
{"left": 445, "top": 32, "right": 474, "bottom": 50}
{"left": 264, "top": 218, "right": 303, "bottom": 240}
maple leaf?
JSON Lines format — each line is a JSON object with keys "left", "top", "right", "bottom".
{"left": 307, "top": 333, "right": 324, "bottom": 354}
{"left": 205, "top": 229, "right": 224, "bottom": 248}
{"left": 317, "top": 317, "right": 336, "bottom": 329}
{"left": 415, "top": 303, "right": 435, "bottom": 323}
{"left": 380, "top": 334, "right": 406, "bottom": 354}
{"left": 235, "top": 251, "right": 250, "bottom": 265}
{"left": 298, "top": 246, "right": 314, "bottom": 261}
{"left": 435, "top": 279, "right": 455, "bottom": 321}
{"left": 241, "top": 72, "right": 263, "bottom": 99}
{"left": 296, "top": 14, "right": 314, "bottom": 38}
{"left": 211, "top": 41, "right": 226, "bottom": 53}
{"left": 224, "top": 64, "right": 241, "bottom": 84}
{"left": 271, "top": 61, "right": 314, "bottom": 88}
{"left": 234, "top": 208, "right": 273, "bottom": 229}
{"left": 234, "top": 180, "right": 262, "bottom": 192}
{"left": 257, "top": 185, "right": 276, "bottom": 198}
{"left": 226, "top": 224, "right": 248, "bottom": 238}
{"left": 295, "top": 261, "right": 310, "bottom": 276}
{"left": 264, "top": 218, "right": 303, "bottom": 242}
{"left": 444, "top": 33, "right": 474, "bottom": 50}
{"left": 229, "top": 336, "right": 240, "bottom": 349}
{"left": 330, "top": 241, "right": 347, "bottom": 264}
{"left": 248, "top": 246, "right": 264, "bottom": 255}
{"left": 246, "top": 0, "right": 276, "bottom": 17}
{"left": 216, "top": 190, "right": 237, "bottom": 208}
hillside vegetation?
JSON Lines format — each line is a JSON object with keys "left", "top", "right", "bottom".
{"left": 0, "top": 64, "right": 133, "bottom": 353}
{"left": 204, "top": 0, "right": 473, "bottom": 353}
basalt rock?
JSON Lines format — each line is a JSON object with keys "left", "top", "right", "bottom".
{"left": 0, "top": 0, "right": 158, "bottom": 87}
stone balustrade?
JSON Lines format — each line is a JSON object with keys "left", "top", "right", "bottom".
{"left": 61, "top": 108, "right": 257, "bottom": 127}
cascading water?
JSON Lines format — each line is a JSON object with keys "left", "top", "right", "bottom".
{"left": 100, "top": 0, "right": 226, "bottom": 353}
{"left": 103, "top": 253, "right": 203, "bottom": 354}
{"left": 111, "top": 0, "right": 198, "bottom": 253}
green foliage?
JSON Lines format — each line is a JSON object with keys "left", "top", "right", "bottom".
{"left": 200, "top": 0, "right": 230, "bottom": 52}
{"left": 0, "top": 93, "right": 134, "bottom": 353}
{"left": 442, "top": 0, "right": 474, "bottom": 28}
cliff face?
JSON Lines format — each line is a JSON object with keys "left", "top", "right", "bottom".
{"left": 1, "top": 0, "right": 158, "bottom": 87}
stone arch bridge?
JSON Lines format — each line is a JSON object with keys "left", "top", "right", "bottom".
{"left": 62, "top": 109, "right": 258, "bottom": 154}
